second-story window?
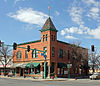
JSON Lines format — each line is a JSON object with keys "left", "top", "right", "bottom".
{"left": 58, "top": 49, "right": 63, "bottom": 58}
{"left": 67, "top": 50, "right": 70, "bottom": 60}
{"left": 51, "top": 35, "right": 53, "bottom": 41}
{"left": 17, "top": 51, "right": 21, "bottom": 59}
{"left": 32, "top": 50, "right": 38, "bottom": 58}
{"left": 54, "top": 36, "right": 55, "bottom": 41}
{"left": 43, "top": 35, "right": 45, "bottom": 42}
{"left": 32, "top": 50, "right": 35, "bottom": 58}
{"left": 52, "top": 47, "right": 55, "bottom": 57}
{"left": 25, "top": 50, "right": 28, "bottom": 59}
{"left": 46, "top": 34, "right": 48, "bottom": 41}
{"left": 36, "top": 50, "right": 38, "bottom": 58}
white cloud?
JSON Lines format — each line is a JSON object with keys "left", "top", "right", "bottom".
{"left": 61, "top": 27, "right": 84, "bottom": 36}
{"left": 82, "top": 0, "right": 100, "bottom": 7}
{"left": 61, "top": 30, "right": 66, "bottom": 35}
{"left": 55, "top": 11, "right": 60, "bottom": 16}
{"left": 7, "top": 8, "right": 48, "bottom": 26}
{"left": 14, "top": 0, "right": 26, "bottom": 4}
{"left": 69, "top": 6, "right": 84, "bottom": 25}
{"left": 87, "top": 26, "right": 100, "bottom": 39}
{"left": 65, "top": 35, "right": 78, "bottom": 39}
{"left": 61, "top": 25, "right": 100, "bottom": 40}
{"left": 91, "top": 7, "right": 99, "bottom": 13}
{"left": 87, "top": 7, "right": 100, "bottom": 20}
{"left": 62, "top": 0, "right": 100, "bottom": 40}
{"left": 4, "top": 0, "right": 29, "bottom": 3}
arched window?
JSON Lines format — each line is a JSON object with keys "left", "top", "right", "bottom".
{"left": 17, "top": 51, "right": 22, "bottom": 59}
{"left": 43, "top": 35, "right": 45, "bottom": 42}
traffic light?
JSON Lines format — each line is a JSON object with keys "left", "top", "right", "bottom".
{"left": 91, "top": 45, "right": 94, "bottom": 52}
{"left": 13, "top": 42, "right": 17, "bottom": 50}
{"left": 27, "top": 45, "right": 30, "bottom": 52}
{"left": 0, "top": 40, "right": 1, "bottom": 47}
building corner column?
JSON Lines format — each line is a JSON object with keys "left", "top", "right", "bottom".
{"left": 40, "top": 63, "right": 43, "bottom": 79}
{"left": 47, "top": 63, "right": 51, "bottom": 79}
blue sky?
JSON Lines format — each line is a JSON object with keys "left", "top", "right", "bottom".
{"left": 0, "top": 0, "right": 100, "bottom": 50}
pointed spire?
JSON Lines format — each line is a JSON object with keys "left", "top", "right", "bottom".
{"left": 40, "top": 17, "right": 58, "bottom": 32}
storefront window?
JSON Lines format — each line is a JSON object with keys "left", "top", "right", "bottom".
{"left": 16, "top": 68, "right": 19, "bottom": 73}
{"left": 25, "top": 68, "right": 28, "bottom": 74}
{"left": 35, "top": 66, "right": 40, "bottom": 74}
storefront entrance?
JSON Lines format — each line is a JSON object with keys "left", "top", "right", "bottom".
{"left": 20, "top": 69, "right": 23, "bottom": 76}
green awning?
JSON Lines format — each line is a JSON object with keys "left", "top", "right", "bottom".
{"left": 32, "top": 63, "right": 40, "bottom": 67}
{"left": 25, "top": 63, "right": 40, "bottom": 68}
{"left": 26, "top": 63, "right": 31, "bottom": 68}
{"left": 58, "top": 63, "right": 67, "bottom": 68}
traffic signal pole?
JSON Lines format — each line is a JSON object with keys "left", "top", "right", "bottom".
{"left": 7, "top": 43, "right": 47, "bottom": 79}
{"left": 44, "top": 61, "right": 46, "bottom": 79}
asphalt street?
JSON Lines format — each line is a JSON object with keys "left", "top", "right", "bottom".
{"left": 0, "top": 78, "right": 100, "bottom": 86}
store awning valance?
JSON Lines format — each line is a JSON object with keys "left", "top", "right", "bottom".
{"left": 12, "top": 63, "right": 27, "bottom": 68}
{"left": 25, "top": 63, "right": 40, "bottom": 68}
{"left": 57, "top": 63, "right": 67, "bottom": 68}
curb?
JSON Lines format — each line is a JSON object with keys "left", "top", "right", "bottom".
{"left": 0, "top": 76, "right": 76, "bottom": 81}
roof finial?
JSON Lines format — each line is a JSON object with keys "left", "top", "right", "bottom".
{"left": 48, "top": 6, "right": 50, "bottom": 17}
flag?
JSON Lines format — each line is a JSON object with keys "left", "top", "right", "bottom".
{"left": 48, "top": 6, "right": 50, "bottom": 10}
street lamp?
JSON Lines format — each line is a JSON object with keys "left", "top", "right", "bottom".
{"left": 31, "top": 61, "right": 33, "bottom": 78}
{"left": 67, "top": 61, "right": 72, "bottom": 79}
{"left": 40, "top": 51, "right": 47, "bottom": 79}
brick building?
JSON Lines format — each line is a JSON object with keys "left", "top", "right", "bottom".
{"left": 13, "top": 17, "right": 89, "bottom": 78}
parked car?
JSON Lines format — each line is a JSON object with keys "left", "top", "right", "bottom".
{"left": 8, "top": 71, "right": 14, "bottom": 77}
{"left": 90, "top": 72, "right": 100, "bottom": 80}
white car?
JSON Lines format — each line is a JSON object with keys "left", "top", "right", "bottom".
{"left": 90, "top": 72, "right": 100, "bottom": 80}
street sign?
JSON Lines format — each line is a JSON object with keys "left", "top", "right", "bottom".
{"left": 40, "top": 53, "right": 47, "bottom": 60}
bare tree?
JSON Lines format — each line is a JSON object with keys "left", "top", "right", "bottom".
{"left": 70, "top": 41, "right": 89, "bottom": 77}
{"left": 0, "top": 43, "right": 12, "bottom": 75}
{"left": 88, "top": 48, "right": 100, "bottom": 73}
{"left": 70, "top": 41, "right": 81, "bottom": 76}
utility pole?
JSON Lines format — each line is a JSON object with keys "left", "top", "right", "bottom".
{"left": 91, "top": 45, "right": 95, "bottom": 73}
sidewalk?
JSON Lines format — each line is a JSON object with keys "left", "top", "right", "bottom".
{"left": 0, "top": 75, "right": 76, "bottom": 81}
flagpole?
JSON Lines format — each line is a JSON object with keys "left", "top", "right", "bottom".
{"left": 48, "top": 6, "right": 50, "bottom": 17}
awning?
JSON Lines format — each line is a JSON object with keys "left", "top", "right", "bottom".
{"left": 12, "top": 63, "right": 27, "bottom": 68}
{"left": 25, "top": 63, "right": 40, "bottom": 68}
{"left": 20, "top": 63, "right": 27, "bottom": 68}
{"left": 57, "top": 63, "right": 67, "bottom": 68}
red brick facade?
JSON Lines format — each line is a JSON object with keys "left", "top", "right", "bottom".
{"left": 13, "top": 17, "right": 89, "bottom": 78}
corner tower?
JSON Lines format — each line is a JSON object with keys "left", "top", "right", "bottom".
{"left": 40, "top": 17, "right": 58, "bottom": 43}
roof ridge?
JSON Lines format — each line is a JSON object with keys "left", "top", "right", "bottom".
{"left": 18, "top": 40, "right": 41, "bottom": 45}
{"left": 41, "top": 17, "right": 56, "bottom": 31}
